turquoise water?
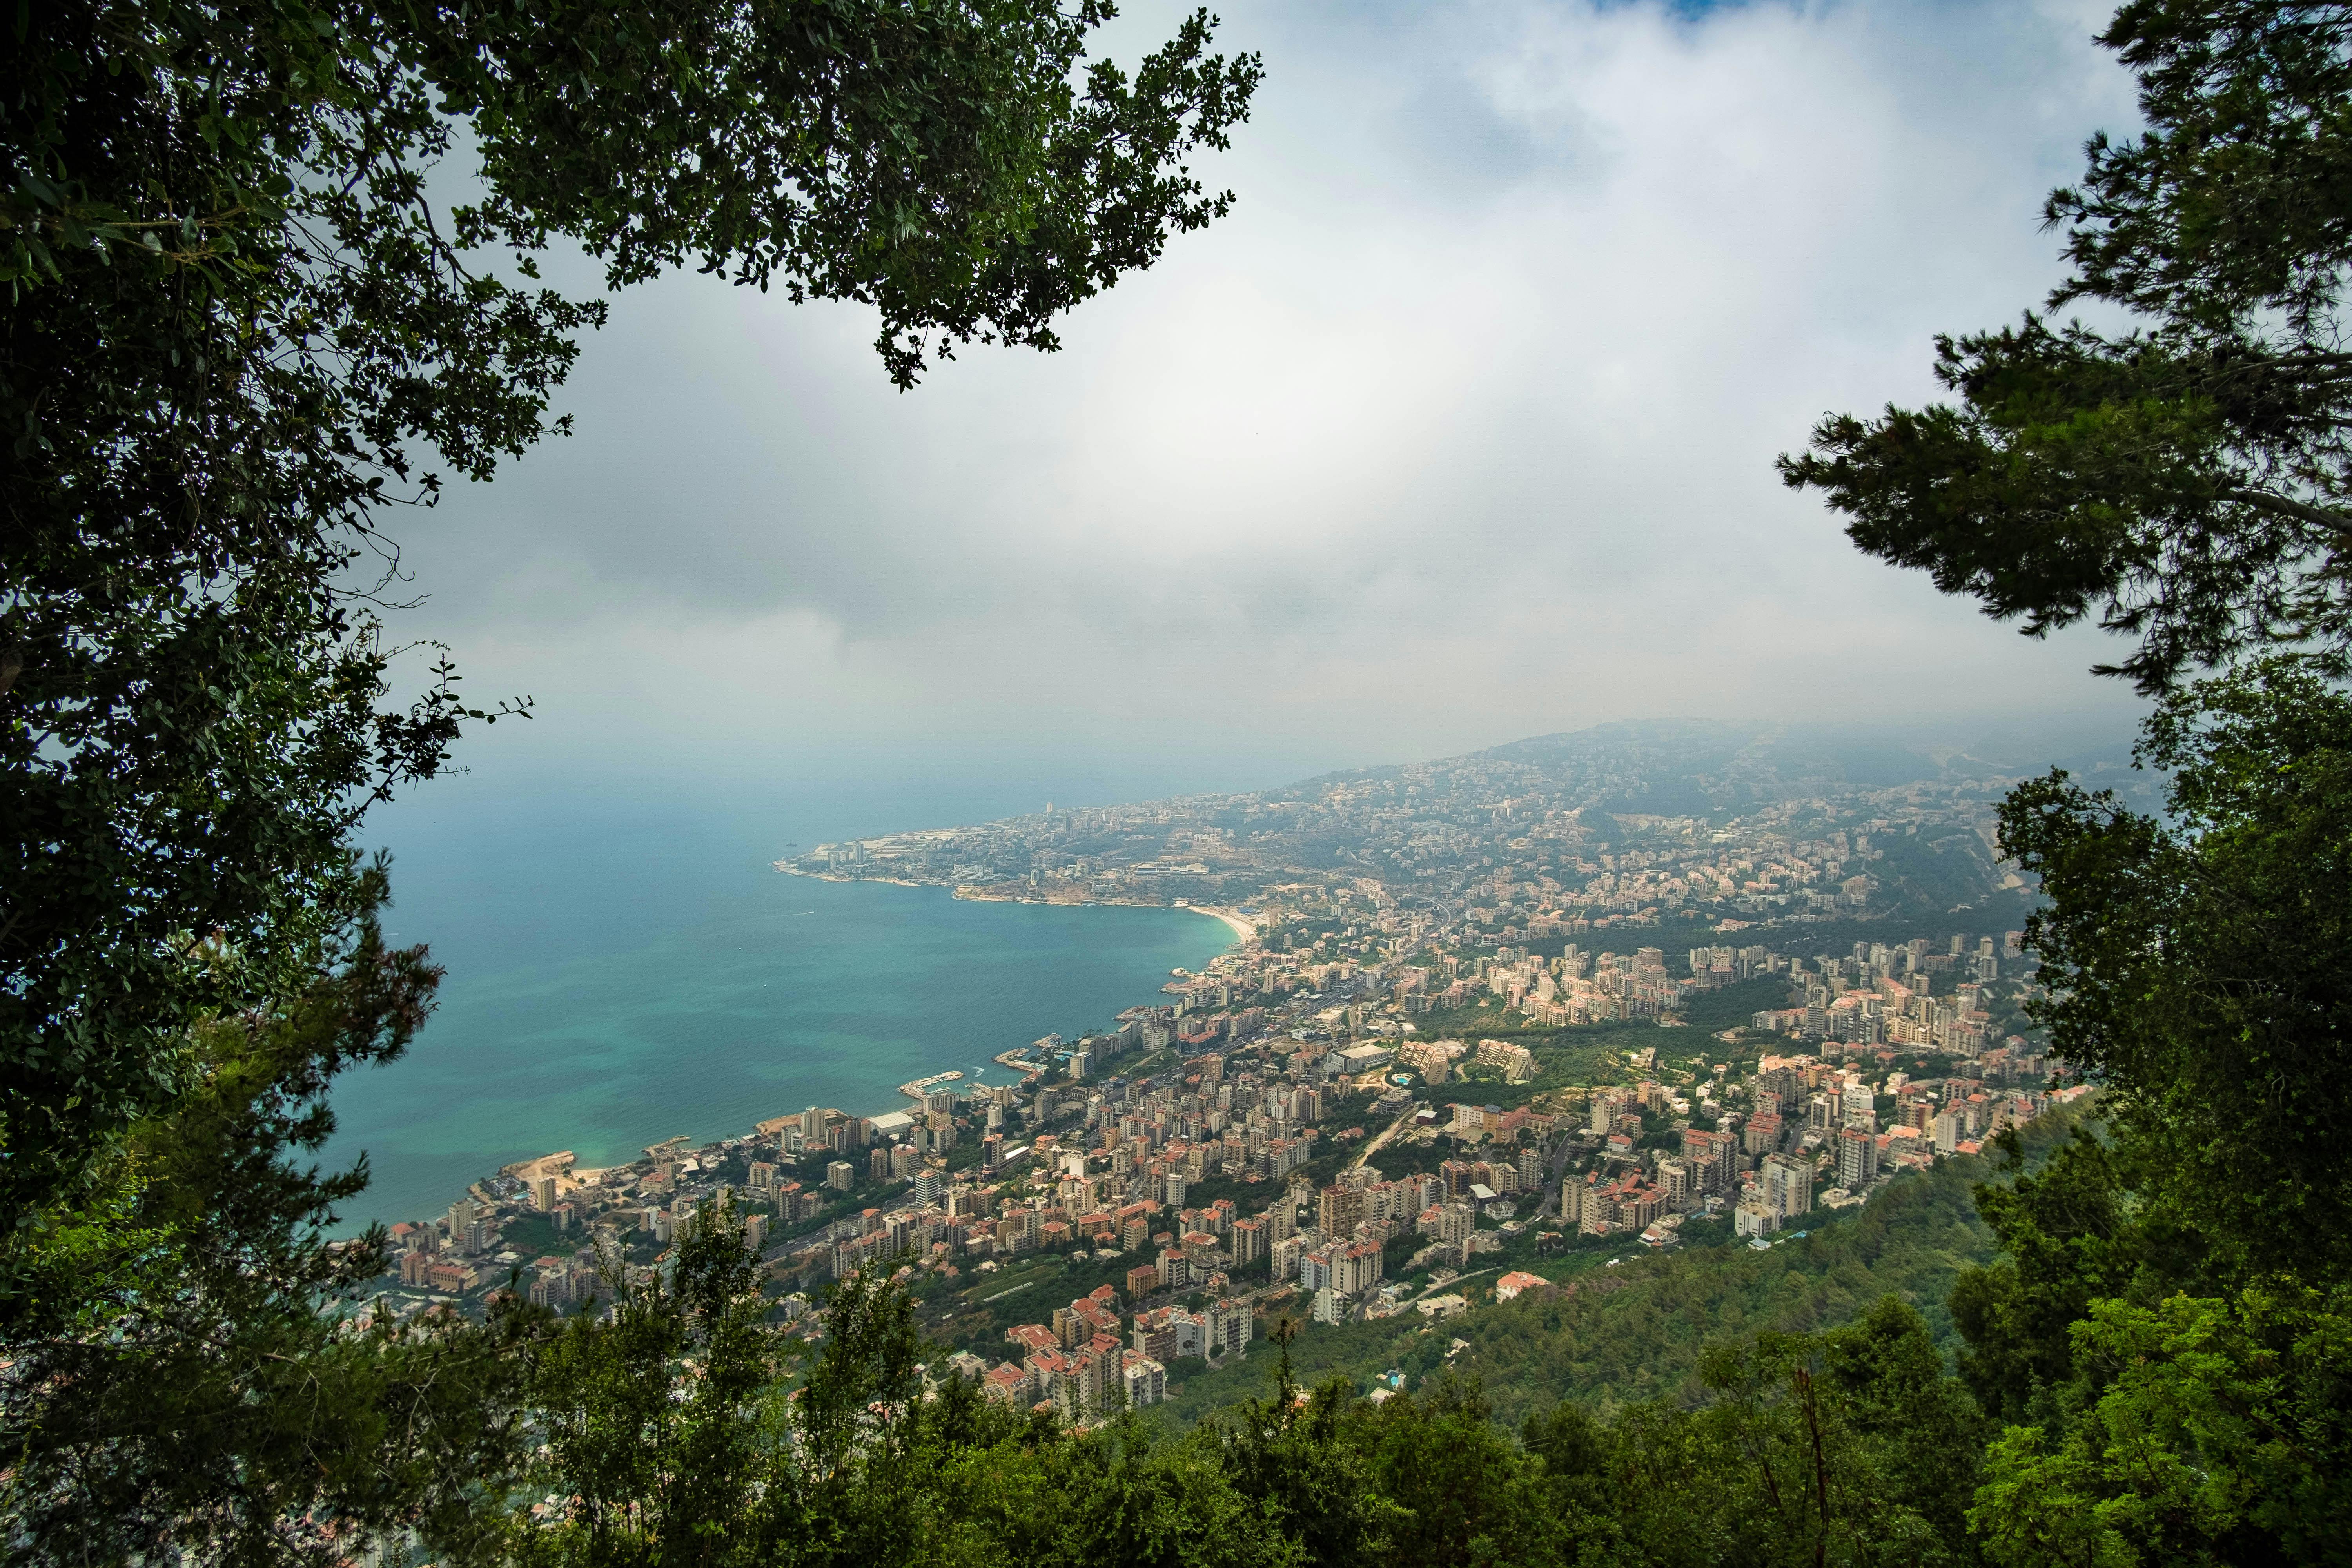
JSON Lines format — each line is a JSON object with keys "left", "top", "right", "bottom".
{"left": 321, "top": 784, "right": 1231, "bottom": 1229}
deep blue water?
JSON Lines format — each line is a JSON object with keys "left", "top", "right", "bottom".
{"left": 320, "top": 776, "right": 1230, "bottom": 1229}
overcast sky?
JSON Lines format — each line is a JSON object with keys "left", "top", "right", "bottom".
{"left": 387, "top": 0, "right": 2149, "bottom": 820}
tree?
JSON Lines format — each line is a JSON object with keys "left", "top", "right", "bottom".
{"left": 1343, "top": 1377, "right": 1563, "bottom": 1566}
{"left": 2, "top": 0, "right": 1261, "bottom": 1237}
{"left": 1945, "top": 1129, "right": 2157, "bottom": 1428}
{"left": 1206, "top": 1319, "right": 1394, "bottom": 1568}
{"left": 1779, "top": 7, "right": 2352, "bottom": 1561}
{"left": 0, "top": 867, "right": 542, "bottom": 1568}
{"left": 1778, "top": 2, "right": 2352, "bottom": 695}
{"left": 516, "top": 1199, "right": 783, "bottom": 1568}
{"left": 1996, "top": 661, "right": 2352, "bottom": 1288}
{"left": 519, "top": 1257, "right": 1306, "bottom": 1568}
{"left": 1969, "top": 1289, "right": 2352, "bottom": 1568}
{"left": 1666, "top": 1300, "right": 1983, "bottom": 1568}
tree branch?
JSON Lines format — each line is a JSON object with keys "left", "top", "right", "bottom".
{"left": 2225, "top": 486, "right": 2352, "bottom": 543}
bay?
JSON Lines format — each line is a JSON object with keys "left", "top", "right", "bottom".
{"left": 321, "top": 779, "right": 1232, "bottom": 1230}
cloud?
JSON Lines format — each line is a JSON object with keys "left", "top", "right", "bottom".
{"left": 388, "top": 0, "right": 2149, "bottom": 795}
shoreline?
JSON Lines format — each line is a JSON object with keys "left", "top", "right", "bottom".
{"left": 359, "top": 871, "right": 1233, "bottom": 1231}
{"left": 1187, "top": 905, "right": 1259, "bottom": 944}
{"left": 948, "top": 886, "right": 1259, "bottom": 947}
{"left": 771, "top": 861, "right": 1260, "bottom": 950}
{"left": 772, "top": 862, "right": 925, "bottom": 889}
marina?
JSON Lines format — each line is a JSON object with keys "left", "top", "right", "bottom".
{"left": 897, "top": 1069, "right": 966, "bottom": 1101}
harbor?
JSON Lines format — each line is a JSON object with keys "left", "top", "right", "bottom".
{"left": 898, "top": 1069, "right": 966, "bottom": 1101}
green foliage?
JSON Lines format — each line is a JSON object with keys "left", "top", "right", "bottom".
{"left": 516, "top": 1250, "right": 1309, "bottom": 1568}
{"left": 1779, "top": 3, "right": 2352, "bottom": 693}
{"left": 1969, "top": 1289, "right": 2352, "bottom": 1568}
{"left": 24, "top": 0, "right": 2352, "bottom": 1559}
{"left": 1196, "top": 1297, "right": 1997, "bottom": 1568}
{"left": 3, "top": 2, "right": 1256, "bottom": 1551}
{"left": 515, "top": 1202, "right": 774, "bottom": 1568}
{"left": 1343, "top": 1378, "right": 1557, "bottom": 1564}
{"left": 1157, "top": 1131, "right": 2073, "bottom": 1430}
{"left": 0, "top": 873, "right": 541, "bottom": 1568}
{"left": 1777, "top": 10, "right": 2352, "bottom": 1557}
{"left": 1928, "top": 659, "right": 2352, "bottom": 1563}
{"left": 1672, "top": 974, "right": 1800, "bottom": 1033}
{"left": 1999, "top": 661, "right": 2352, "bottom": 1286}
{"left": 490, "top": 1266, "right": 2026, "bottom": 1568}
{"left": 1621, "top": 1297, "right": 1985, "bottom": 1565}
{"left": 1200, "top": 1324, "right": 1395, "bottom": 1568}
{"left": 1871, "top": 830, "right": 2009, "bottom": 920}
{"left": 1945, "top": 1126, "right": 2191, "bottom": 1427}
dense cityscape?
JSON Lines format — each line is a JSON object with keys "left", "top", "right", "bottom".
{"left": 22, "top": 0, "right": 2350, "bottom": 1557}
{"left": 365, "top": 724, "right": 2079, "bottom": 1425}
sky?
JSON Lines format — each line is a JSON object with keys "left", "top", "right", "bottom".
{"left": 380, "top": 0, "right": 2151, "bottom": 830}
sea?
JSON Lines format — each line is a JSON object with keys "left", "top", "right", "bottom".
{"left": 319, "top": 773, "right": 1234, "bottom": 1230}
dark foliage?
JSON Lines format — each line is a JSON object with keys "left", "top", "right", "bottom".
{"left": 0, "top": 869, "right": 543, "bottom": 1568}
{"left": 1780, "top": 3, "right": 2352, "bottom": 694}
{"left": 1, "top": 0, "right": 1259, "bottom": 1236}
{"left": 1999, "top": 660, "right": 2352, "bottom": 1285}
{"left": 2, "top": 0, "right": 1256, "bottom": 1554}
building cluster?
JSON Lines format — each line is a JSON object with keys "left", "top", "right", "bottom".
{"left": 1061, "top": 877, "right": 2037, "bottom": 1071}
{"left": 957, "top": 1285, "right": 1256, "bottom": 1421}
{"left": 368, "top": 938, "right": 1435, "bottom": 1322}
{"left": 766, "top": 1044, "right": 1344, "bottom": 1290}
{"left": 381, "top": 1142, "right": 797, "bottom": 1315}
{"left": 924, "top": 953, "right": 2075, "bottom": 1378}
{"left": 1549, "top": 1049, "right": 2081, "bottom": 1247}
{"left": 957, "top": 1090, "right": 1575, "bottom": 1414}
{"left": 370, "top": 869, "right": 2061, "bottom": 1363}
{"left": 1745, "top": 934, "right": 2020, "bottom": 1052}
{"left": 374, "top": 717, "right": 2083, "bottom": 1372}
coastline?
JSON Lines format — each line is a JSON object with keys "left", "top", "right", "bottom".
{"left": 772, "top": 861, "right": 1257, "bottom": 949}
{"left": 344, "top": 873, "right": 1230, "bottom": 1230}
{"left": 947, "top": 885, "right": 1258, "bottom": 947}
{"left": 772, "top": 862, "right": 926, "bottom": 889}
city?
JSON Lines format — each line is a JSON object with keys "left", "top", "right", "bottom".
{"left": 20, "top": 0, "right": 2347, "bottom": 1557}
{"left": 361, "top": 859, "right": 2078, "bottom": 1427}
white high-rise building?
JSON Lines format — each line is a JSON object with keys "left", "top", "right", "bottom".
{"left": 1933, "top": 1109, "right": 1965, "bottom": 1154}
{"left": 1762, "top": 1153, "right": 1814, "bottom": 1219}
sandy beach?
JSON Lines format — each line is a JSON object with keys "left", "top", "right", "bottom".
{"left": 1186, "top": 905, "right": 1259, "bottom": 944}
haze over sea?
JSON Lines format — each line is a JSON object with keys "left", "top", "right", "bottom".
{"left": 322, "top": 770, "right": 1236, "bottom": 1230}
